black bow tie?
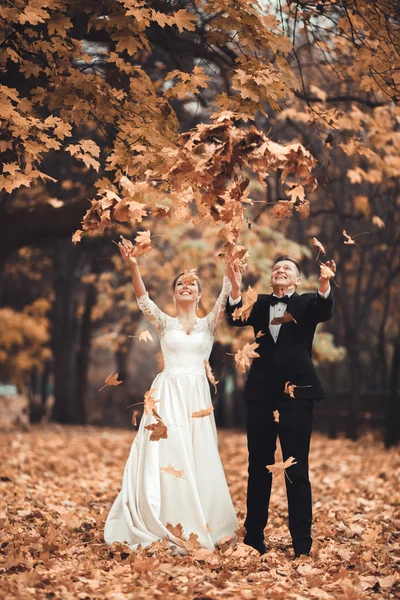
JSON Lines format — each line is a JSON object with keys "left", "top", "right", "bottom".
{"left": 270, "top": 295, "right": 290, "bottom": 306}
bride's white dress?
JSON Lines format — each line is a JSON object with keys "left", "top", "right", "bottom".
{"left": 104, "top": 276, "right": 238, "bottom": 551}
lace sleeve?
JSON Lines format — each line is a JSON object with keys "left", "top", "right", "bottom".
{"left": 136, "top": 293, "right": 166, "bottom": 335}
{"left": 206, "top": 276, "right": 232, "bottom": 337}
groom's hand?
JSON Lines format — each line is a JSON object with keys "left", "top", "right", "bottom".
{"left": 226, "top": 261, "right": 242, "bottom": 300}
{"left": 319, "top": 260, "right": 336, "bottom": 295}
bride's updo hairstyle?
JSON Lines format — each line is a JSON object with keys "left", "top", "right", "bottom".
{"left": 172, "top": 273, "right": 202, "bottom": 293}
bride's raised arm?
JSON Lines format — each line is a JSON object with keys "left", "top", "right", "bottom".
{"left": 119, "top": 245, "right": 166, "bottom": 335}
{"left": 206, "top": 273, "right": 232, "bottom": 336}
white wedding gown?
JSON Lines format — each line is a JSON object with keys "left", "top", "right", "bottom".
{"left": 104, "top": 276, "right": 238, "bottom": 552}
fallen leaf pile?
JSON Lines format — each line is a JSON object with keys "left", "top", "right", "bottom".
{"left": 0, "top": 426, "right": 399, "bottom": 599}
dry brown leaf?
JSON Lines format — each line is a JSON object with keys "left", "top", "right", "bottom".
{"left": 131, "top": 410, "right": 139, "bottom": 427}
{"left": 166, "top": 522, "right": 184, "bottom": 539}
{"left": 266, "top": 456, "right": 297, "bottom": 479}
{"left": 72, "top": 230, "right": 82, "bottom": 244}
{"left": 284, "top": 381, "right": 312, "bottom": 398}
{"left": 273, "top": 410, "right": 280, "bottom": 423}
{"left": 138, "top": 329, "right": 154, "bottom": 343}
{"left": 343, "top": 229, "right": 369, "bottom": 245}
{"left": 233, "top": 341, "right": 260, "bottom": 373}
{"left": 270, "top": 311, "right": 297, "bottom": 326}
{"left": 135, "top": 230, "right": 151, "bottom": 246}
{"left": 372, "top": 215, "right": 385, "bottom": 229}
{"left": 231, "top": 286, "right": 257, "bottom": 322}
{"left": 192, "top": 406, "right": 214, "bottom": 419}
{"left": 255, "top": 330, "right": 265, "bottom": 339}
{"left": 144, "top": 410, "right": 168, "bottom": 441}
{"left": 311, "top": 236, "right": 326, "bottom": 256}
{"left": 99, "top": 372, "right": 122, "bottom": 391}
{"left": 319, "top": 262, "right": 336, "bottom": 279}
{"left": 204, "top": 359, "right": 219, "bottom": 393}
{"left": 143, "top": 388, "right": 159, "bottom": 415}
{"left": 180, "top": 268, "right": 198, "bottom": 286}
{"left": 160, "top": 464, "right": 184, "bottom": 478}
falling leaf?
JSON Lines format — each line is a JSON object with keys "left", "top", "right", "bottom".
{"left": 135, "top": 230, "right": 151, "bottom": 246}
{"left": 372, "top": 215, "right": 385, "bottom": 229}
{"left": 284, "top": 381, "right": 297, "bottom": 398}
{"left": 204, "top": 360, "right": 219, "bottom": 393}
{"left": 266, "top": 456, "right": 297, "bottom": 480}
{"left": 144, "top": 409, "right": 168, "bottom": 441}
{"left": 284, "top": 381, "right": 312, "bottom": 398}
{"left": 343, "top": 229, "right": 356, "bottom": 245}
{"left": 270, "top": 311, "right": 297, "bottom": 326}
{"left": 131, "top": 410, "right": 139, "bottom": 427}
{"left": 160, "top": 464, "right": 185, "bottom": 478}
{"left": 138, "top": 330, "right": 154, "bottom": 343}
{"left": 181, "top": 268, "right": 198, "bottom": 286}
{"left": 233, "top": 341, "right": 260, "bottom": 373}
{"left": 319, "top": 262, "right": 336, "bottom": 279}
{"left": 72, "top": 230, "right": 82, "bottom": 244}
{"left": 118, "top": 235, "right": 134, "bottom": 252}
{"left": 311, "top": 236, "right": 326, "bottom": 256}
{"left": 231, "top": 286, "right": 258, "bottom": 321}
{"left": 192, "top": 406, "right": 214, "bottom": 418}
{"left": 255, "top": 330, "right": 265, "bottom": 339}
{"left": 143, "top": 388, "right": 159, "bottom": 415}
{"left": 343, "top": 229, "right": 369, "bottom": 245}
{"left": 273, "top": 410, "right": 280, "bottom": 423}
{"left": 99, "top": 372, "right": 122, "bottom": 391}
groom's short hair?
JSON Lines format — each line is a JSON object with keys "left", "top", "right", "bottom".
{"left": 273, "top": 255, "right": 301, "bottom": 276}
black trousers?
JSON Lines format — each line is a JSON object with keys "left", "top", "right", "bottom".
{"left": 244, "top": 398, "right": 314, "bottom": 554}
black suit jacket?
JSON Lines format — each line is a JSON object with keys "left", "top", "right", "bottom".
{"left": 226, "top": 291, "right": 333, "bottom": 403}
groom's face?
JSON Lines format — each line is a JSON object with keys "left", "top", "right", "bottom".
{"left": 271, "top": 260, "right": 301, "bottom": 290}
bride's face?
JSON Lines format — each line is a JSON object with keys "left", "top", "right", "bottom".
{"left": 173, "top": 276, "right": 201, "bottom": 308}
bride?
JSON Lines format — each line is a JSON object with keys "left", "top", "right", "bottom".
{"left": 104, "top": 245, "right": 238, "bottom": 552}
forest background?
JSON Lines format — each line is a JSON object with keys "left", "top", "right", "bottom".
{"left": 1, "top": 0, "right": 400, "bottom": 447}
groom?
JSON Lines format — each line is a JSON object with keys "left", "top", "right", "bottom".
{"left": 226, "top": 255, "right": 335, "bottom": 558}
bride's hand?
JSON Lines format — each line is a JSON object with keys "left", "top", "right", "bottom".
{"left": 119, "top": 244, "right": 137, "bottom": 268}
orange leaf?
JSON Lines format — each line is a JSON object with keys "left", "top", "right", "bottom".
{"left": 192, "top": 406, "right": 214, "bottom": 419}
{"left": 311, "top": 237, "right": 326, "bottom": 256}
{"left": 284, "top": 381, "right": 311, "bottom": 398}
{"left": 233, "top": 342, "right": 260, "bottom": 373}
{"left": 99, "top": 372, "right": 122, "bottom": 391}
{"left": 181, "top": 268, "right": 198, "bottom": 286}
{"left": 132, "top": 410, "right": 139, "bottom": 427}
{"left": 231, "top": 286, "right": 257, "bottom": 322}
{"left": 273, "top": 410, "right": 280, "bottom": 423}
{"left": 266, "top": 456, "right": 297, "bottom": 480}
{"left": 270, "top": 311, "right": 297, "bottom": 325}
{"left": 319, "top": 263, "right": 336, "bottom": 279}
{"left": 204, "top": 360, "right": 219, "bottom": 393}
{"left": 160, "top": 464, "right": 185, "bottom": 478}
{"left": 143, "top": 388, "right": 159, "bottom": 415}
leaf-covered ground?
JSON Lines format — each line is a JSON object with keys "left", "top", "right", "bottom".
{"left": 1, "top": 425, "right": 399, "bottom": 599}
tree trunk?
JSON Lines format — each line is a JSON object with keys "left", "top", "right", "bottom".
{"left": 51, "top": 241, "right": 84, "bottom": 424}
{"left": 384, "top": 338, "right": 400, "bottom": 448}
{"left": 346, "top": 344, "right": 361, "bottom": 441}
{"left": 328, "top": 363, "right": 338, "bottom": 439}
{"left": 76, "top": 283, "right": 97, "bottom": 422}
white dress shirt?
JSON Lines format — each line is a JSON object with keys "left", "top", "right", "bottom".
{"left": 229, "top": 286, "right": 331, "bottom": 343}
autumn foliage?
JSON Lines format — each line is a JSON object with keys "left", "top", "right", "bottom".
{"left": 1, "top": 425, "right": 399, "bottom": 599}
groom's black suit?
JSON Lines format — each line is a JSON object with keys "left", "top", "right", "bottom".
{"left": 226, "top": 290, "right": 333, "bottom": 555}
